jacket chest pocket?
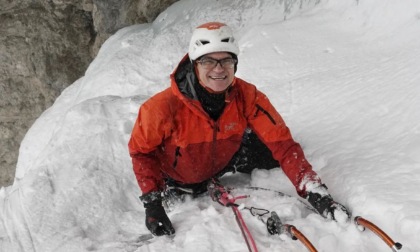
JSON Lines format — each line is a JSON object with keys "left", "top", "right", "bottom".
{"left": 254, "top": 104, "right": 276, "bottom": 125}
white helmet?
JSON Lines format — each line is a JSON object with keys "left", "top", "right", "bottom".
{"left": 188, "top": 22, "right": 239, "bottom": 61}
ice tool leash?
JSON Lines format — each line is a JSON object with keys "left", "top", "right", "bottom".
{"left": 207, "top": 180, "right": 404, "bottom": 252}
{"left": 207, "top": 179, "right": 318, "bottom": 252}
{"left": 234, "top": 186, "right": 403, "bottom": 252}
{"left": 242, "top": 186, "right": 403, "bottom": 252}
{"left": 208, "top": 179, "right": 259, "bottom": 252}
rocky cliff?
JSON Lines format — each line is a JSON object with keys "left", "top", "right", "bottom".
{"left": 0, "top": 0, "right": 178, "bottom": 186}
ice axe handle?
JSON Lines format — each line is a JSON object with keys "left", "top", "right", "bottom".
{"left": 354, "top": 216, "right": 402, "bottom": 251}
{"left": 267, "top": 212, "right": 317, "bottom": 252}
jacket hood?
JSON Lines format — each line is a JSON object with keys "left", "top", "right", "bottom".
{"left": 171, "top": 54, "right": 198, "bottom": 100}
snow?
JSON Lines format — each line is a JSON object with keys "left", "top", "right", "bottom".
{"left": 1, "top": 0, "right": 420, "bottom": 251}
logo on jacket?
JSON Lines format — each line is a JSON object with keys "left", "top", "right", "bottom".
{"left": 224, "top": 122, "right": 238, "bottom": 132}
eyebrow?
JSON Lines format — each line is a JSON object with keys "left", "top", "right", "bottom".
{"left": 200, "top": 56, "right": 233, "bottom": 60}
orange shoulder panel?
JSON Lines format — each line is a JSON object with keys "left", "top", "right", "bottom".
{"left": 128, "top": 88, "right": 177, "bottom": 155}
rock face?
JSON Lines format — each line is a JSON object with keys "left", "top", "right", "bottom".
{"left": 0, "top": 0, "right": 178, "bottom": 187}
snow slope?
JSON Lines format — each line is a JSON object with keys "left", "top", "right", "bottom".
{"left": 1, "top": 0, "right": 420, "bottom": 251}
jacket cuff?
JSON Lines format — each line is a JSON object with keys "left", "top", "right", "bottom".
{"left": 140, "top": 191, "right": 162, "bottom": 205}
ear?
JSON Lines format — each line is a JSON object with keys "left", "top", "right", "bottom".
{"left": 229, "top": 53, "right": 238, "bottom": 73}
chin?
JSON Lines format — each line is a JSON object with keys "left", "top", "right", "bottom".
{"left": 210, "top": 86, "right": 229, "bottom": 92}
{"left": 207, "top": 82, "right": 229, "bottom": 91}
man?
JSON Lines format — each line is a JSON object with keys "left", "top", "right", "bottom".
{"left": 129, "top": 22, "right": 350, "bottom": 236}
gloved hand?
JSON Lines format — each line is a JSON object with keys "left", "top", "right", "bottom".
{"left": 306, "top": 185, "right": 351, "bottom": 223}
{"left": 141, "top": 192, "right": 175, "bottom": 236}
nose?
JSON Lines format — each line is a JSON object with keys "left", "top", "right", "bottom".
{"left": 213, "top": 62, "right": 225, "bottom": 72}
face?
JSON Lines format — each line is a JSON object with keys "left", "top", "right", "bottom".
{"left": 196, "top": 52, "right": 235, "bottom": 92}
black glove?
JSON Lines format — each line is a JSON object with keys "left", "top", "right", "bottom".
{"left": 306, "top": 185, "right": 351, "bottom": 222}
{"left": 141, "top": 192, "right": 175, "bottom": 236}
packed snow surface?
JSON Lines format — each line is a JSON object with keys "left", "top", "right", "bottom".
{"left": 1, "top": 0, "right": 420, "bottom": 251}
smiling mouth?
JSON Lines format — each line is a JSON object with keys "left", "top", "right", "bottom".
{"left": 209, "top": 76, "right": 227, "bottom": 80}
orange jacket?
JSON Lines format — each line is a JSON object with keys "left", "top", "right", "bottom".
{"left": 129, "top": 55, "right": 321, "bottom": 197}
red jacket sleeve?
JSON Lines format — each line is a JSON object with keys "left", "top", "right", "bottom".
{"left": 130, "top": 152, "right": 164, "bottom": 194}
{"left": 246, "top": 88, "right": 321, "bottom": 197}
{"left": 128, "top": 94, "right": 173, "bottom": 195}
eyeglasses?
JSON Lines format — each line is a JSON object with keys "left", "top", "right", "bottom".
{"left": 196, "top": 57, "right": 237, "bottom": 69}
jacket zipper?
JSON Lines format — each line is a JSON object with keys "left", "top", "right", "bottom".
{"left": 173, "top": 146, "right": 181, "bottom": 168}
{"left": 254, "top": 104, "right": 276, "bottom": 125}
{"left": 211, "top": 121, "right": 220, "bottom": 172}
